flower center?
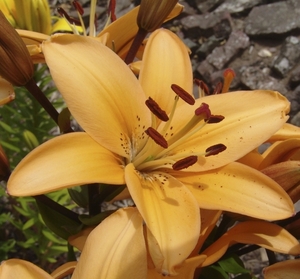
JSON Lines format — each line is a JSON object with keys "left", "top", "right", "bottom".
{"left": 132, "top": 84, "right": 226, "bottom": 171}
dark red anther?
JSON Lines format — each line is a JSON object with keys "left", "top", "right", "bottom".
{"left": 145, "top": 127, "right": 168, "bottom": 148}
{"left": 171, "top": 84, "right": 195, "bottom": 105}
{"left": 212, "top": 81, "right": 223, "bottom": 95}
{"left": 73, "top": 1, "right": 84, "bottom": 15}
{"left": 57, "top": 7, "right": 81, "bottom": 26}
{"left": 195, "top": 103, "right": 211, "bottom": 120}
{"left": 145, "top": 97, "right": 169, "bottom": 122}
{"left": 172, "top": 156, "right": 198, "bottom": 170}
{"left": 207, "top": 115, "right": 225, "bottom": 124}
{"left": 205, "top": 144, "right": 227, "bottom": 157}
{"left": 194, "top": 79, "right": 210, "bottom": 95}
{"left": 108, "top": 0, "right": 117, "bottom": 22}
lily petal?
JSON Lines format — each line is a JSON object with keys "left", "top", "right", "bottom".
{"left": 259, "top": 138, "right": 300, "bottom": 169}
{"left": 237, "top": 148, "right": 264, "bottom": 169}
{"left": 8, "top": 132, "right": 125, "bottom": 196}
{"left": 0, "top": 259, "right": 53, "bottom": 279}
{"left": 68, "top": 226, "right": 95, "bottom": 251}
{"left": 263, "top": 259, "right": 300, "bottom": 279}
{"left": 42, "top": 34, "right": 151, "bottom": 159}
{"left": 51, "top": 262, "right": 77, "bottom": 279}
{"left": 147, "top": 255, "right": 207, "bottom": 279}
{"left": 201, "top": 221, "right": 300, "bottom": 267}
{"left": 71, "top": 208, "right": 147, "bottom": 279}
{"left": 139, "top": 29, "right": 193, "bottom": 114}
{"left": 268, "top": 123, "right": 300, "bottom": 142}
{"left": 169, "top": 90, "right": 289, "bottom": 171}
{"left": 190, "top": 209, "right": 222, "bottom": 256}
{"left": 177, "top": 162, "right": 294, "bottom": 220}
{"left": 125, "top": 163, "right": 200, "bottom": 275}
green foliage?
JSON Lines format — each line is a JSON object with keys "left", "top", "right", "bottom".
{"left": 199, "top": 254, "right": 258, "bottom": 279}
{"left": 0, "top": 64, "right": 65, "bottom": 168}
{"left": 0, "top": 186, "right": 73, "bottom": 269}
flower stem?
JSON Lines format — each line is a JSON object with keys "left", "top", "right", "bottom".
{"left": 88, "top": 183, "right": 101, "bottom": 216}
{"left": 124, "top": 28, "right": 148, "bottom": 64}
{"left": 24, "top": 78, "right": 59, "bottom": 124}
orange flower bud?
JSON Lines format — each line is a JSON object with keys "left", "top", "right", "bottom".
{"left": 137, "top": 0, "right": 179, "bottom": 32}
{"left": 0, "top": 11, "right": 34, "bottom": 86}
{"left": 261, "top": 161, "right": 300, "bottom": 203}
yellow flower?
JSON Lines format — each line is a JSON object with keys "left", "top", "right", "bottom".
{"left": 0, "top": 0, "right": 51, "bottom": 34}
{"left": 263, "top": 259, "right": 300, "bottom": 279}
{"left": 7, "top": 29, "right": 294, "bottom": 274}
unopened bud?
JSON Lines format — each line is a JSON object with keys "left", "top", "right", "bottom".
{"left": 23, "top": 130, "right": 39, "bottom": 150}
{"left": 0, "top": 0, "right": 51, "bottom": 34}
{"left": 0, "top": 11, "right": 34, "bottom": 86}
{"left": 261, "top": 161, "right": 300, "bottom": 203}
{"left": 0, "top": 145, "right": 10, "bottom": 181}
{"left": 137, "top": 0, "right": 178, "bottom": 32}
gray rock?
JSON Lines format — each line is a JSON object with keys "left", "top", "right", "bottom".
{"left": 240, "top": 66, "right": 287, "bottom": 94}
{"left": 196, "top": 60, "right": 216, "bottom": 84}
{"left": 214, "top": 0, "right": 263, "bottom": 14}
{"left": 272, "top": 36, "right": 300, "bottom": 77}
{"left": 289, "top": 64, "right": 300, "bottom": 88}
{"left": 196, "top": 0, "right": 224, "bottom": 13}
{"left": 207, "top": 31, "right": 250, "bottom": 69}
{"left": 245, "top": 1, "right": 300, "bottom": 36}
{"left": 287, "top": 85, "right": 300, "bottom": 117}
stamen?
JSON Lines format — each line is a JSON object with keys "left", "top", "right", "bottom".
{"left": 205, "top": 144, "right": 227, "bottom": 157}
{"left": 72, "top": 1, "right": 87, "bottom": 35}
{"left": 108, "top": 0, "right": 117, "bottom": 22}
{"left": 73, "top": 1, "right": 84, "bottom": 15}
{"left": 207, "top": 115, "right": 225, "bottom": 124}
{"left": 171, "top": 84, "right": 195, "bottom": 105}
{"left": 57, "top": 7, "right": 81, "bottom": 26}
{"left": 194, "top": 79, "right": 210, "bottom": 97}
{"left": 222, "top": 68, "right": 236, "bottom": 93}
{"left": 145, "top": 97, "right": 169, "bottom": 122}
{"left": 195, "top": 103, "right": 211, "bottom": 120}
{"left": 212, "top": 81, "right": 223, "bottom": 94}
{"left": 172, "top": 156, "right": 198, "bottom": 170}
{"left": 145, "top": 127, "right": 168, "bottom": 148}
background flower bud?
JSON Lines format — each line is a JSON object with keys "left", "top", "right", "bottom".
{"left": 137, "top": 0, "right": 178, "bottom": 32}
{"left": 261, "top": 161, "right": 300, "bottom": 203}
{"left": 0, "top": 0, "right": 51, "bottom": 34}
{"left": 0, "top": 11, "right": 34, "bottom": 86}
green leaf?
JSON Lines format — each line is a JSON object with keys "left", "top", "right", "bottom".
{"left": 218, "top": 254, "right": 250, "bottom": 274}
{"left": 199, "top": 265, "right": 229, "bottom": 279}
{"left": 0, "top": 141, "right": 20, "bottom": 152}
{"left": 79, "top": 210, "right": 115, "bottom": 226}
{"left": 22, "top": 218, "right": 36, "bottom": 230}
{"left": 42, "top": 229, "right": 66, "bottom": 244}
{"left": 36, "top": 198, "right": 82, "bottom": 240}
{"left": 0, "top": 121, "right": 18, "bottom": 134}
{"left": 68, "top": 186, "right": 89, "bottom": 208}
